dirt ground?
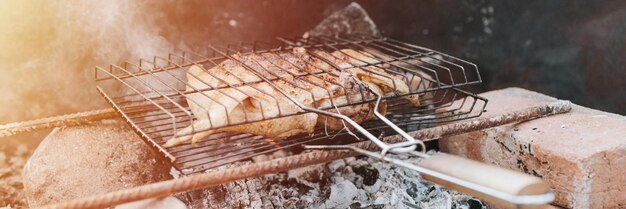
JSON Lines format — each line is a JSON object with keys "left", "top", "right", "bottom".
{"left": 0, "top": 144, "right": 31, "bottom": 209}
{"left": 0, "top": 131, "right": 45, "bottom": 208}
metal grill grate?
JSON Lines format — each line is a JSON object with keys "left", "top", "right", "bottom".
{"left": 95, "top": 35, "right": 487, "bottom": 175}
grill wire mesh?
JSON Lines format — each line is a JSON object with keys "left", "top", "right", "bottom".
{"left": 95, "top": 35, "right": 487, "bottom": 175}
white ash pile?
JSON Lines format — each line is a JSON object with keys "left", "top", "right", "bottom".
{"left": 186, "top": 151, "right": 486, "bottom": 209}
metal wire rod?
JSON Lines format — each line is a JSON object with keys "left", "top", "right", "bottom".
{"left": 0, "top": 108, "right": 117, "bottom": 138}
{"left": 382, "top": 100, "right": 571, "bottom": 144}
{"left": 36, "top": 100, "right": 571, "bottom": 209}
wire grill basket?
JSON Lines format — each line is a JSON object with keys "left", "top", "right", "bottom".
{"left": 95, "top": 35, "right": 487, "bottom": 175}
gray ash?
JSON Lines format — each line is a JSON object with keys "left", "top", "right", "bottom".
{"left": 187, "top": 151, "right": 487, "bottom": 209}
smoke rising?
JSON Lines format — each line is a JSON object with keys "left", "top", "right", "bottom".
{"left": 0, "top": 0, "right": 347, "bottom": 126}
{"left": 0, "top": 0, "right": 178, "bottom": 123}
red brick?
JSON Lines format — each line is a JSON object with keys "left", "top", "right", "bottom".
{"left": 439, "top": 87, "right": 626, "bottom": 209}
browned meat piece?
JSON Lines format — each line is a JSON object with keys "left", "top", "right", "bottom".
{"left": 164, "top": 47, "right": 420, "bottom": 147}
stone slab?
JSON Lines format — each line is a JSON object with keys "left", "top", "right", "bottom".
{"left": 439, "top": 87, "right": 625, "bottom": 209}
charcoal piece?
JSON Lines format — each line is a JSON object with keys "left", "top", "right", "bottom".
{"left": 352, "top": 165, "right": 379, "bottom": 186}
{"left": 468, "top": 198, "right": 485, "bottom": 209}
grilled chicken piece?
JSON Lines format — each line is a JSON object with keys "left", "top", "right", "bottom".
{"left": 164, "top": 47, "right": 421, "bottom": 147}
{"left": 313, "top": 49, "right": 419, "bottom": 129}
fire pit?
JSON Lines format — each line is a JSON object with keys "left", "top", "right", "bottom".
{"left": 81, "top": 10, "right": 559, "bottom": 207}
{"left": 1, "top": 2, "right": 624, "bottom": 209}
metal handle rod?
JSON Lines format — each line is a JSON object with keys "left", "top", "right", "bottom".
{"left": 299, "top": 105, "right": 394, "bottom": 153}
{"left": 366, "top": 85, "right": 423, "bottom": 154}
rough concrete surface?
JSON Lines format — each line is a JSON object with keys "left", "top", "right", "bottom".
{"left": 440, "top": 87, "right": 626, "bottom": 209}
{"left": 307, "top": 2, "right": 379, "bottom": 37}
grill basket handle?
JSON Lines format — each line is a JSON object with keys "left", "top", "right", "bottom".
{"left": 420, "top": 152, "right": 554, "bottom": 208}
